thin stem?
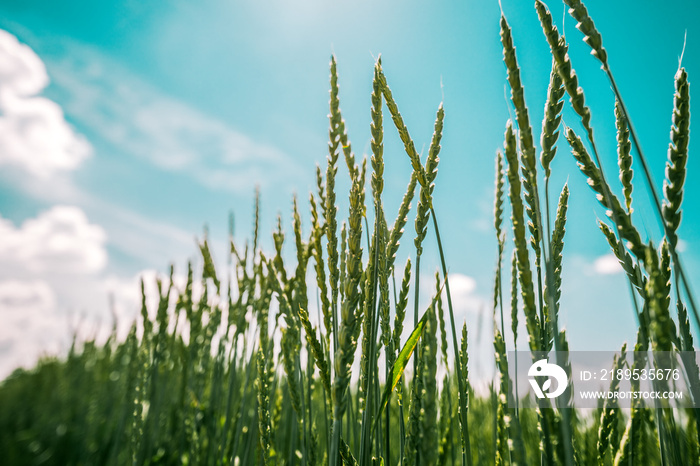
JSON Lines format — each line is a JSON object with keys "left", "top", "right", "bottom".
{"left": 430, "top": 207, "right": 472, "bottom": 466}
{"left": 412, "top": 255, "right": 422, "bottom": 379}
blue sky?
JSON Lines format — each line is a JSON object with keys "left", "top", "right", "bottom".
{"left": 0, "top": 0, "right": 698, "bottom": 377}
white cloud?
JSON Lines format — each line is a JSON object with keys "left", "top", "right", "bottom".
{"left": 49, "top": 45, "right": 302, "bottom": 194}
{"left": 0, "top": 206, "right": 111, "bottom": 378}
{"left": 0, "top": 272, "right": 153, "bottom": 379}
{"left": 0, "top": 268, "right": 176, "bottom": 379}
{"left": 593, "top": 253, "right": 623, "bottom": 275}
{"left": 449, "top": 273, "right": 477, "bottom": 298}
{"left": 414, "top": 271, "right": 492, "bottom": 384}
{"left": 0, "top": 29, "right": 91, "bottom": 177}
{"left": 418, "top": 271, "right": 482, "bottom": 324}
{"left": 0, "top": 206, "right": 107, "bottom": 274}
{"left": 0, "top": 31, "right": 47, "bottom": 97}
{"left": 0, "top": 279, "right": 55, "bottom": 313}
{"left": 445, "top": 272, "right": 482, "bottom": 322}
{"left": 0, "top": 279, "right": 68, "bottom": 378}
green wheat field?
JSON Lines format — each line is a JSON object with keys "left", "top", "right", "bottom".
{"left": 1, "top": 1, "right": 698, "bottom": 465}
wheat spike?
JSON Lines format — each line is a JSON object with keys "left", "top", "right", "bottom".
{"left": 663, "top": 67, "right": 690, "bottom": 248}
{"left": 329, "top": 56, "right": 358, "bottom": 180}
{"left": 615, "top": 100, "right": 634, "bottom": 213}
{"left": 393, "top": 258, "right": 412, "bottom": 353}
{"left": 566, "top": 127, "right": 644, "bottom": 259}
{"left": 256, "top": 347, "right": 275, "bottom": 465}
{"left": 562, "top": 0, "right": 608, "bottom": 66}
{"left": 504, "top": 121, "right": 540, "bottom": 353}
{"left": 501, "top": 14, "right": 543, "bottom": 268}
{"left": 310, "top": 193, "right": 332, "bottom": 347}
{"left": 326, "top": 56, "right": 342, "bottom": 353}
{"left": 387, "top": 171, "right": 418, "bottom": 271}
{"left": 458, "top": 323, "right": 470, "bottom": 455}
{"left": 536, "top": 1, "right": 594, "bottom": 143}
{"left": 494, "top": 151, "right": 505, "bottom": 239}
{"left": 333, "top": 172, "right": 365, "bottom": 420}
{"left": 414, "top": 104, "right": 444, "bottom": 256}
{"left": 598, "top": 221, "right": 646, "bottom": 296}
{"left": 437, "top": 375, "right": 454, "bottom": 465}
{"left": 546, "top": 184, "right": 569, "bottom": 326}
{"left": 644, "top": 244, "right": 677, "bottom": 353}
{"left": 376, "top": 63, "right": 428, "bottom": 188}
{"left": 316, "top": 164, "right": 326, "bottom": 217}
{"left": 435, "top": 270, "right": 449, "bottom": 369}
{"left": 597, "top": 345, "right": 626, "bottom": 465}
{"left": 494, "top": 328, "right": 527, "bottom": 465}
{"left": 541, "top": 60, "right": 565, "bottom": 178}
{"left": 510, "top": 249, "right": 519, "bottom": 350}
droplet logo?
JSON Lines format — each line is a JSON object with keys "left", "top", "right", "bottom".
{"left": 528, "top": 359, "right": 568, "bottom": 399}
